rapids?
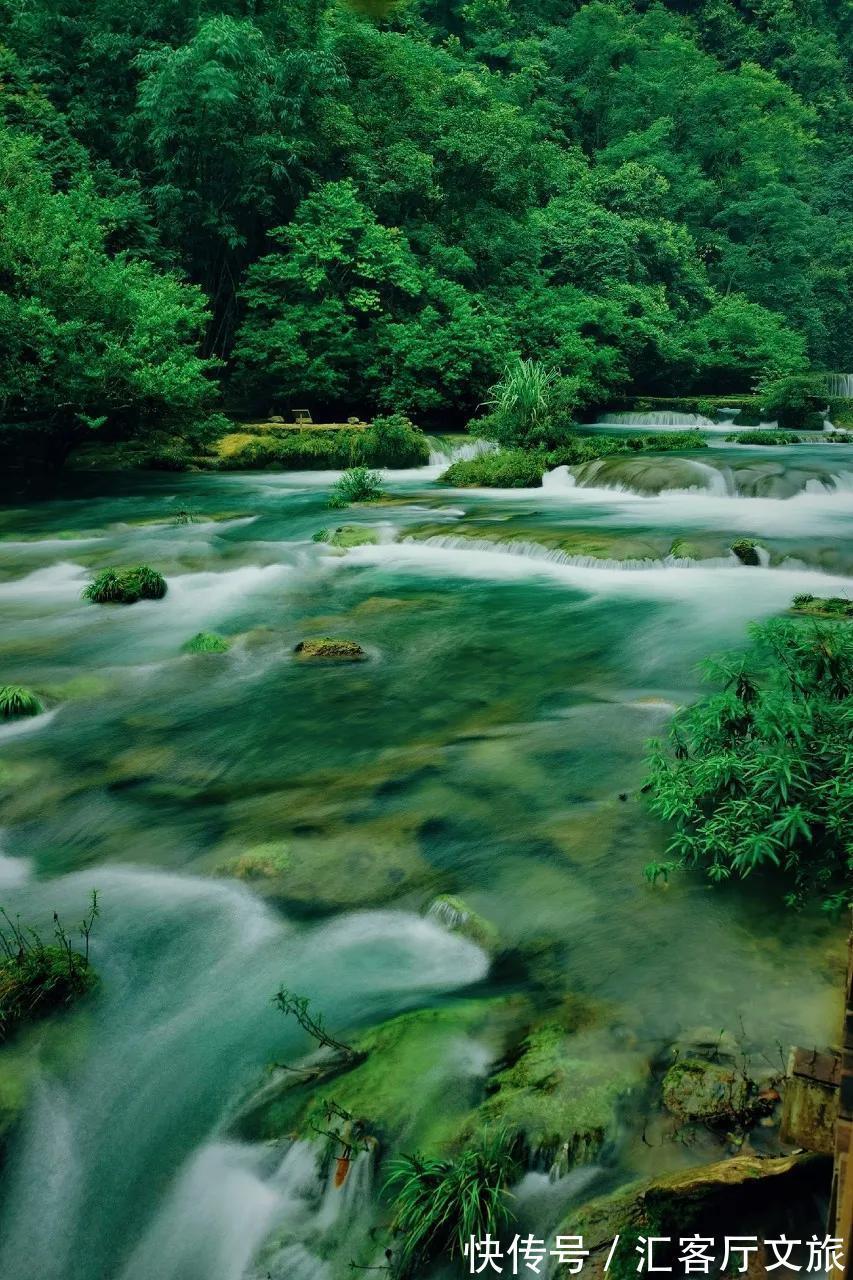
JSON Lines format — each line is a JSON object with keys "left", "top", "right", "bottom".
{"left": 0, "top": 432, "right": 849, "bottom": 1278}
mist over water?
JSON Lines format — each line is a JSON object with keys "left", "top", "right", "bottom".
{"left": 0, "top": 436, "right": 848, "bottom": 1278}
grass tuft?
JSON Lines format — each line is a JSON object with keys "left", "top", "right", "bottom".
{"left": 182, "top": 631, "right": 230, "bottom": 653}
{"left": 83, "top": 566, "right": 167, "bottom": 604}
{"left": 0, "top": 685, "right": 43, "bottom": 719}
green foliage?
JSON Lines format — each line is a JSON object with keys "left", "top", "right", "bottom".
{"left": 4, "top": 0, "right": 853, "bottom": 452}
{"left": 441, "top": 433, "right": 708, "bottom": 487}
{"left": 480, "top": 359, "right": 575, "bottom": 448}
{"left": 328, "top": 466, "right": 385, "bottom": 508}
{"left": 726, "top": 431, "right": 804, "bottom": 445}
{"left": 0, "top": 893, "right": 98, "bottom": 1043}
{"left": 182, "top": 631, "right": 229, "bottom": 654}
{"left": 644, "top": 620, "right": 853, "bottom": 909}
{"left": 385, "top": 1132, "right": 518, "bottom": 1277}
{"left": 0, "top": 685, "right": 43, "bottom": 719}
{"left": 83, "top": 566, "right": 167, "bottom": 604}
{"left": 791, "top": 595, "right": 853, "bottom": 620}
{"left": 223, "top": 421, "right": 428, "bottom": 471}
{"left": 757, "top": 374, "right": 824, "bottom": 430}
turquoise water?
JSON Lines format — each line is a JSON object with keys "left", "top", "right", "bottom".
{"left": 0, "top": 439, "right": 848, "bottom": 1279}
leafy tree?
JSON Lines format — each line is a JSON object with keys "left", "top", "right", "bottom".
{"left": 0, "top": 124, "right": 215, "bottom": 450}
{"left": 645, "top": 619, "right": 853, "bottom": 911}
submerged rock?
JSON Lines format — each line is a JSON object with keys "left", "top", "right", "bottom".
{"left": 294, "top": 637, "right": 366, "bottom": 661}
{"left": 218, "top": 841, "right": 291, "bottom": 880}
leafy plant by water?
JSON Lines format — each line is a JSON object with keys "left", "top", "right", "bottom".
{"left": 441, "top": 432, "right": 708, "bottom": 488}
{"left": 480, "top": 358, "right": 572, "bottom": 448}
{"left": 328, "top": 466, "right": 385, "bottom": 508}
{"left": 273, "top": 988, "right": 365, "bottom": 1070}
{"left": 0, "top": 892, "right": 99, "bottom": 1042}
{"left": 0, "top": 685, "right": 43, "bottom": 718}
{"left": 791, "top": 594, "right": 853, "bottom": 619}
{"left": 385, "top": 1131, "right": 518, "bottom": 1277}
{"left": 644, "top": 619, "right": 853, "bottom": 910}
{"left": 83, "top": 566, "right": 167, "bottom": 604}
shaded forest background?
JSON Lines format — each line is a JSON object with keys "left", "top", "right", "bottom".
{"left": 2, "top": 0, "right": 853, "bottom": 443}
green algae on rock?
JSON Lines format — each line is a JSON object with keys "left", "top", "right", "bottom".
{"left": 83, "top": 565, "right": 167, "bottom": 604}
{"left": 218, "top": 842, "right": 292, "bottom": 880}
{"left": 238, "top": 999, "right": 524, "bottom": 1157}
{"left": 294, "top": 637, "right": 366, "bottom": 661}
{"left": 479, "top": 1026, "right": 648, "bottom": 1174}
{"left": 661, "top": 1057, "right": 754, "bottom": 1125}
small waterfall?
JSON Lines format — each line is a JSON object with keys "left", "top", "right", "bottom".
{"left": 598, "top": 410, "right": 715, "bottom": 427}
{"left": 825, "top": 373, "right": 853, "bottom": 398}
{"left": 426, "top": 436, "right": 497, "bottom": 466}
{"left": 405, "top": 533, "right": 708, "bottom": 572}
{"left": 541, "top": 465, "right": 576, "bottom": 492}
{"left": 567, "top": 457, "right": 737, "bottom": 497}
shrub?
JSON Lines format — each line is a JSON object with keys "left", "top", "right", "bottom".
{"left": 385, "top": 1132, "right": 518, "bottom": 1277}
{"left": 0, "top": 893, "right": 98, "bottom": 1043}
{"left": 791, "top": 595, "right": 853, "bottom": 619}
{"left": 442, "top": 448, "right": 548, "bottom": 488}
{"left": 352, "top": 414, "right": 430, "bottom": 467}
{"left": 757, "top": 374, "right": 824, "bottom": 431}
{"left": 725, "top": 430, "right": 804, "bottom": 445}
{"left": 0, "top": 685, "right": 43, "bottom": 718}
{"left": 183, "top": 631, "right": 230, "bottom": 653}
{"left": 624, "top": 431, "right": 708, "bottom": 452}
{"left": 644, "top": 619, "right": 853, "bottom": 910}
{"left": 83, "top": 566, "right": 167, "bottom": 604}
{"left": 479, "top": 359, "right": 576, "bottom": 448}
{"left": 328, "top": 467, "right": 385, "bottom": 508}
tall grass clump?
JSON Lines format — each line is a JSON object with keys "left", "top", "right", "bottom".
{"left": 644, "top": 619, "right": 853, "bottom": 912}
{"left": 83, "top": 566, "right": 167, "bottom": 604}
{"left": 481, "top": 359, "right": 574, "bottom": 448}
{"left": 0, "top": 685, "right": 43, "bottom": 718}
{"left": 385, "top": 1132, "right": 518, "bottom": 1277}
{"left": 0, "top": 892, "right": 98, "bottom": 1042}
{"left": 328, "top": 467, "right": 385, "bottom": 508}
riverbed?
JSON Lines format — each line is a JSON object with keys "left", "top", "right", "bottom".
{"left": 0, "top": 431, "right": 848, "bottom": 1279}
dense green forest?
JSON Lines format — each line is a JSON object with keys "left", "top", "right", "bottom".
{"left": 3, "top": 0, "right": 853, "bottom": 453}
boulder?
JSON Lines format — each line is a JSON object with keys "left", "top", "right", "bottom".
{"left": 425, "top": 894, "right": 499, "bottom": 953}
{"left": 313, "top": 525, "right": 380, "bottom": 549}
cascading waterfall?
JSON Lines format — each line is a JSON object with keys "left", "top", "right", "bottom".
{"left": 598, "top": 410, "right": 715, "bottom": 427}
{"left": 426, "top": 435, "right": 497, "bottom": 465}
{"left": 405, "top": 532, "right": 714, "bottom": 572}
{"left": 825, "top": 373, "right": 853, "bottom": 398}
{"left": 0, "top": 869, "right": 488, "bottom": 1280}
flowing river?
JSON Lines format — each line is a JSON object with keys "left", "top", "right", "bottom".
{"left": 0, "top": 429, "right": 849, "bottom": 1279}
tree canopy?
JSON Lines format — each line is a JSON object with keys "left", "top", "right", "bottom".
{"left": 2, "top": 0, "right": 852, "bottom": 434}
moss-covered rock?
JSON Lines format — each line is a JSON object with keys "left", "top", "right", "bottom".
{"left": 294, "top": 637, "right": 366, "bottom": 661}
{"left": 791, "top": 593, "right": 853, "bottom": 619}
{"left": 182, "top": 631, "right": 230, "bottom": 653}
{"left": 425, "top": 895, "right": 499, "bottom": 953}
{"left": 218, "top": 841, "right": 291, "bottom": 880}
{"left": 313, "top": 525, "right": 380, "bottom": 549}
{"left": 237, "top": 998, "right": 525, "bottom": 1157}
{"left": 479, "top": 1027, "right": 648, "bottom": 1174}
{"left": 661, "top": 1058, "right": 753, "bottom": 1124}
{"left": 83, "top": 565, "right": 167, "bottom": 604}
{"left": 730, "top": 538, "right": 760, "bottom": 566}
